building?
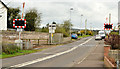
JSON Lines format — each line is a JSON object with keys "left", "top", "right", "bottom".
{"left": 0, "top": 0, "right": 8, "bottom": 30}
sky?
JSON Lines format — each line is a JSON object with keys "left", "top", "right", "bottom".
{"left": 2, "top": 0, "right": 120, "bottom": 30}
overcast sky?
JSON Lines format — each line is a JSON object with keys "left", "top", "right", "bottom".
{"left": 2, "top": 0, "right": 120, "bottom": 30}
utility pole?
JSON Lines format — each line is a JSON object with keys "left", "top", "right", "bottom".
{"left": 85, "top": 19, "right": 87, "bottom": 35}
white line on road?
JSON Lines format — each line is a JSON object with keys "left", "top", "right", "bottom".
{"left": 78, "top": 37, "right": 93, "bottom": 46}
{"left": 77, "top": 44, "right": 98, "bottom": 64}
{"left": 10, "top": 37, "right": 93, "bottom": 67}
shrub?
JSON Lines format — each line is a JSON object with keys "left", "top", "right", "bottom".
{"left": 63, "top": 32, "right": 69, "bottom": 37}
{"left": 2, "top": 44, "right": 21, "bottom": 54}
{"left": 105, "top": 34, "right": 120, "bottom": 49}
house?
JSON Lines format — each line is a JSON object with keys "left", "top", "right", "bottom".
{"left": 0, "top": 0, "right": 8, "bottom": 30}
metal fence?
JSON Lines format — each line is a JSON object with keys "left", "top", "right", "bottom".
{"left": 108, "top": 50, "right": 120, "bottom": 68}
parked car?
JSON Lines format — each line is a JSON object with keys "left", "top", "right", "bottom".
{"left": 98, "top": 31, "right": 105, "bottom": 39}
{"left": 95, "top": 35, "right": 102, "bottom": 40}
{"left": 71, "top": 34, "right": 78, "bottom": 39}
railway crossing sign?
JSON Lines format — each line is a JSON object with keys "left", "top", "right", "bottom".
{"left": 13, "top": 19, "right": 26, "bottom": 28}
{"left": 104, "top": 23, "right": 113, "bottom": 30}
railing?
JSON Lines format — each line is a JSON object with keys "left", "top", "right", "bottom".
{"left": 108, "top": 50, "right": 120, "bottom": 68}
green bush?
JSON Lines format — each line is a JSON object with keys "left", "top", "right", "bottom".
{"left": 110, "top": 32, "right": 119, "bottom": 35}
{"left": 2, "top": 44, "right": 21, "bottom": 54}
{"left": 63, "top": 32, "right": 69, "bottom": 37}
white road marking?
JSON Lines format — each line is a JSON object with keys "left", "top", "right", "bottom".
{"left": 77, "top": 44, "right": 98, "bottom": 64}
{"left": 78, "top": 37, "right": 93, "bottom": 46}
{"left": 10, "top": 37, "right": 93, "bottom": 67}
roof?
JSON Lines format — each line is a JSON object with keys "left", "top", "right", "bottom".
{"left": 0, "top": 0, "right": 8, "bottom": 9}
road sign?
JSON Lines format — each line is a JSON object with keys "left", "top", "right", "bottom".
{"left": 13, "top": 19, "right": 26, "bottom": 28}
{"left": 104, "top": 23, "right": 113, "bottom": 30}
{"left": 49, "top": 24, "right": 56, "bottom": 33}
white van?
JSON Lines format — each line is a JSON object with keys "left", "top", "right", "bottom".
{"left": 98, "top": 31, "right": 105, "bottom": 39}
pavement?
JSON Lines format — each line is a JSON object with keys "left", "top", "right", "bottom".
{"left": 2, "top": 36, "right": 105, "bottom": 69}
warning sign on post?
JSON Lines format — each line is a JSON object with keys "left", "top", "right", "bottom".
{"left": 104, "top": 23, "right": 113, "bottom": 30}
{"left": 13, "top": 19, "right": 26, "bottom": 28}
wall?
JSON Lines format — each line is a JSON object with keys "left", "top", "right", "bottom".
{"left": 2, "top": 31, "right": 71, "bottom": 45}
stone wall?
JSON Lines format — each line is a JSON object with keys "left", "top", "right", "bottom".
{"left": 2, "top": 31, "right": 71, "bottom": 45}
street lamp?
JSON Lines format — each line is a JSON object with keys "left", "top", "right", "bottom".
{"left": 80, "top": 14, "right": 83, "bottom": 35}
{"left": 85, "top": 19, "right": 87, "bottom": 35}
{"left": 70, "top": 8, "right": 73, "bottom": 37}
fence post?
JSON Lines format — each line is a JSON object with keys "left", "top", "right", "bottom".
{"left": 38, "top": 39, "right": 39, "bottom": 45}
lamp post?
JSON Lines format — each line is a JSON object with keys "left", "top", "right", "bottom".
{"left": 80, "top": 14, "right": 83, "bottom": 35}
{"left": 85, "top": 19, "right": 87, "bottom": 35}
{"left": 70, "top": 8, "right": 73, "bottom": 37}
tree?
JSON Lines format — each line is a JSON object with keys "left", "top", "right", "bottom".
{"left": 55, "top": 24, "right": 69, "bottom": 37}
{"left": 7, "top": 7, "right": 21, "bottom": 28}
{"left": 41, "top": 23, "right": 49, "bottom": 32}
{"left": 63, "top": 20, "right": 73, "bottom": 33}
{"left": 41, "top": 27, "right": 49, "bottom": 32}
{"left": 24, "top": 9, "right": 41, "bottom": 31}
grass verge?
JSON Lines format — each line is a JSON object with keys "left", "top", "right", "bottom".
{"left": 78, "top": 35, "right": 91, "bottom": 38}
{"left": 0, "top": 48, "right": 46, "bottom": 59}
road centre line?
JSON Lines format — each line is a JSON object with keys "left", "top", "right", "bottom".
{"left": 10, "top": 37, "right": 93, "bottom": 67}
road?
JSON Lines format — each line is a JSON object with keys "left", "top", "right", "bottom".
{"left": 2, "top": 36, "right": 104, "bottom": 69}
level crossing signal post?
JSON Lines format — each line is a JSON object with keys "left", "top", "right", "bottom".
{"left": 13, "top": 19, "right": 26, "bottom": 49}
{"left": 49, "top": 23, "right": 56, "bottom": 44}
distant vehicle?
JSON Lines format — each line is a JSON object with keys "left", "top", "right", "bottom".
{"left": 71, "top": 34, "right": 78, "bottom": 39}
{"left": 98, "top": 31, "right": 105, "bottom": 39}
{"left": 95, "top": 35, "right": 102, "bottom": 40}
